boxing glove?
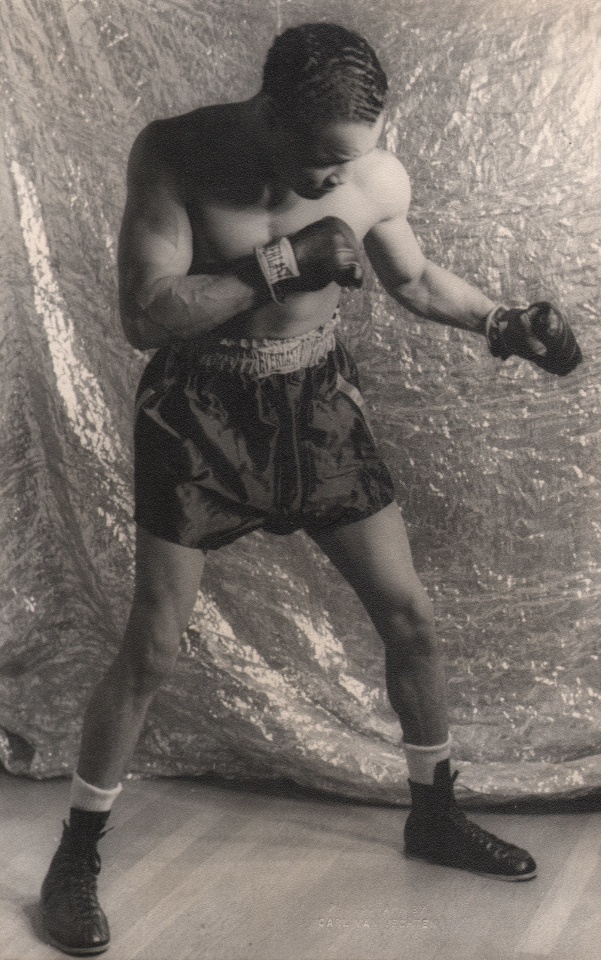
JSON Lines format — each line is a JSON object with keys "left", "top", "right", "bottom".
{"left": 486, "top": 301, "right": 582, "bottom": 376}
{"left": 255, "top": 216, "right": 363, "bottom": 302}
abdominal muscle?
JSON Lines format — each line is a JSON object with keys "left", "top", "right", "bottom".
{"left": 187, "top": 179, "right": 378, "bottom": 342}
{"left": 213, "top": 283, "right": 343, "bottom": 341}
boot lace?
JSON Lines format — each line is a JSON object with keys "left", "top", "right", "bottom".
{"left": 446, "top": 802, "right": 522, "bottom": 862}
{"left": 49, "top": 825, "right": 107, "bottom": 917}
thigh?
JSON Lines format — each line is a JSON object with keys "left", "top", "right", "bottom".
{"left": 310, "top": 501, "right": 426, "bottom": 614}
{"left": 132, "top": 524, "right": 206, "bottom": 636}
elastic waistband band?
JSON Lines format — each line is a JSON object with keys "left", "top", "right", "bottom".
{"left": 177, "top": 317, "right": 338, "bottom": 378}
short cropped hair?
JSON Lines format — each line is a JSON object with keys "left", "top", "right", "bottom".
{"left": 262, "top": 23, "right": 388, "bottom": 129}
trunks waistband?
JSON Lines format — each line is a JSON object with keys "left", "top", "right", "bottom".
{"left": 175, "top": 315, "right": 339, "bottom": 378}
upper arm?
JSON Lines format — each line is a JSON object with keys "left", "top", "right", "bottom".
{"left": 117, "top": 123, "right": 193, "bottom": 340}
{"left": 363, "top": 153, "right": 428, "bottom": 293}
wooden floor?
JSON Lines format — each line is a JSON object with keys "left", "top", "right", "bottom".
{"left": 2, "top": 771, "right": 601, "bottom": 960}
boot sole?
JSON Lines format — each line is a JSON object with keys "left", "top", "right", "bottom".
{"left": 404, "top": 849, "right": 537, "bottom": 882}
{"left": 45, "top": 929, "right": 110, "bottom": 956}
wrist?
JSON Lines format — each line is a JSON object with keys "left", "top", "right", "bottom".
{"left": 254, "top": 236, "right": 300, "bottom": 304}
{"left": 230, "top": 253, "right": 276, "bottom": 308}
{"left": 485, "top": 303, "right": 502, "bottom": 340}
{"left": 485, "top": 304, "right": 510, "bottom": 357}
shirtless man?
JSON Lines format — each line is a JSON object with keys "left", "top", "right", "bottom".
{"left": 40, "top": 23, "right": 582, "bottom": 956}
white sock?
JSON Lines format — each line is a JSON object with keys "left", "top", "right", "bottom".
{"left": 69, "top": 772, "right": 123, "bottom": 813}
{"left": 403, "top": 738, "right": 451, "bottom": 785}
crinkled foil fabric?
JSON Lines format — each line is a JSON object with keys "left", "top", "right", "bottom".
{"left": 1, "top": 0, "right": 600, "bottom": 805}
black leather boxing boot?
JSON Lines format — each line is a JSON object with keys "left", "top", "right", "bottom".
{"left": 404, "top": 760, "right": 536, "bottom": 881}
{"left": 41, "top": 809, "right": 111, "bottom": 955}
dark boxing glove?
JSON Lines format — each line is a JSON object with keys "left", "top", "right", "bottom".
{"left": 486, "top": 301, "right": 583, "bottom": 376}
{"left": 255, "top": 216, "right": 363, "bottom": 303}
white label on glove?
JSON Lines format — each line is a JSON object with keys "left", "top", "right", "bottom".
{"left": 255, "top": 237, "right": 300, "bottom": 303}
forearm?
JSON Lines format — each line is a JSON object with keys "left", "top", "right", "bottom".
{"left": 392, "top": 260, "right": 496, "bottom": 335}
{"left": 124, "top": 262, "right": 270, "bottom": 350}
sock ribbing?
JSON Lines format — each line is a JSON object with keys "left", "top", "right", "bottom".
{"left": 69, "top": 772, "right": 123, "bottom": 813}
{"left": 403, "top": 738, "right": 451, "bottom": 785}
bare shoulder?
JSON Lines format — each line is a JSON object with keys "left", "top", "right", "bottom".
{"left": 354, "top": 148, "right": 411, "bottom": 222}
{"left": 125, "top": 118, "right": 178, "bottom": 198}
{"left": 127, "top": 103, "right": 241, "bottom": 200}
{"left": 127, "top": 110, "right": 197, "bottom": 180}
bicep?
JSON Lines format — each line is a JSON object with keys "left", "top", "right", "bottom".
{"left": 364, "top": 214, "right": 427, "bottom": 294}
{"left": 117, "top": 131, "right": 193, "bottom": 317}
{"left": 361, "top": 153, "right": 426, "bottom": 292}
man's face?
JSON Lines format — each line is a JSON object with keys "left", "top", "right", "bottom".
{"left": 271, "top": 113, "right": 386, "bottom": 200}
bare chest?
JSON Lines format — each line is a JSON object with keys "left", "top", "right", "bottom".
{"left": 185, "top": 184, "right": 379, "bottom": 272}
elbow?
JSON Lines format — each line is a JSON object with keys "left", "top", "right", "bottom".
{"left": 390, "top": 278, "right": 427, "bottom": 315}
{"left": 119, "top": 281, "right": 164, "bottom": 351}
{"left": 120, "top": 308, "right": 144, "bottom": 350}
{"left": 119, "top": 286, "right": 167, "bottom": 350}
{"left": 390, "top": 262, "right": 432, "bottom": 314}
{"left": 120, "top": 309, "right": 160, "bottom": 352}
{"left": 124, "top": 329, "right": 148, "bottom": 352}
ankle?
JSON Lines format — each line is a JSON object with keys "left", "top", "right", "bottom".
{"left": 403, "top": 738, "right": 451, "bottom": 785}
{"left": 408, "top": 759, "right": 457, "bottom": 818}
{"left": 67, "top": 808, "right": 111, "bottom": 844}
{"left": 69, "top": 772, "right": 122, "bottom": 813}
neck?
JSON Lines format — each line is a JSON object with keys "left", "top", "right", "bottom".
{"left": 239, "top": 95, "right": 291, "bottom": 201}
{"left": 241, "top": 95, "right": 273, "bottom": 154}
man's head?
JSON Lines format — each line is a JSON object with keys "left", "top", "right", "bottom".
{"left": 260, "top": 23, "right": 388, "bottom": 198}
{"left": 262, "top": 23, "right": 388, "bottom": 130}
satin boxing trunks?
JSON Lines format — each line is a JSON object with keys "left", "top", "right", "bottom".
{"left": 133, "top": 317, "right": 396, "bottom": 549}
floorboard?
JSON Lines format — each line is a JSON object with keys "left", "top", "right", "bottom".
{"left": 2, "top": 771, "right": 600, "bottom": 960}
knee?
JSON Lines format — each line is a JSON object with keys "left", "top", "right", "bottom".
{"left": 119, "top": 583, "right": 191, "bottom": 697}
{"left": 134, "top": 574, "right": 196, "bottom": 637}
{"left": 124, "top": 636, "right": 178, "bottom": 698}
{"left": 372, "top": 586, "right": 438, "bottom": 659}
